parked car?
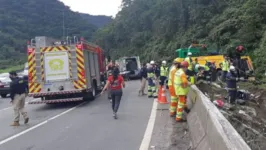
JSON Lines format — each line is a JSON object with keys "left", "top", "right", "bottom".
{"left": 0, "top": 71, "right": 29, "bottom": 98}
{"left": 0, "top": 73, "right": 11, "bottom": 98}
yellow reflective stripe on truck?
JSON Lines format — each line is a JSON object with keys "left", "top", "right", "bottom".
{"left": 28, "top": 48, "right": 41, "bottom": 93}
{"left": 75, "top": 45, "right": 86, "bottom": 89}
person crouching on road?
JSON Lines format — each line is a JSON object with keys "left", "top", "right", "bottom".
{"left": 160, "top": 60, "right": 169, "bottom": 88}
{"left": 9, "top": 71, "right": 29, "bottom": 126}
{"left": 101, "top": 67, "right": 125, "bottom": 119}
{"left": 168, "top": 59, "right": 180, "bottom": 117}
{"left": 174, "top": 61, "right": 190, "bottom": 122}
{"left": 139, "top": 63, "right": 148, "bottom": 96}
{"left": 226, "top": 66, "right": 239, "bottom": 104}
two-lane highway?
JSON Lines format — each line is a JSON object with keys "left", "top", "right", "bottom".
{"left": 0, "top": 81, "right": 155, "bottom": 150}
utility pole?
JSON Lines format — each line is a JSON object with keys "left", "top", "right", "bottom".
{"left": 62, "top": 10, "right": 65, "bottom": 39}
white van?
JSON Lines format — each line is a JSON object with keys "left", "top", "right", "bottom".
{"left": 23, "top": 63, "right": 28, "bottom": 76}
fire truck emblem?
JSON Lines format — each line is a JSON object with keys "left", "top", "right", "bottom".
{"left": 49, "top": 59, "right": 64, "bottom": 71}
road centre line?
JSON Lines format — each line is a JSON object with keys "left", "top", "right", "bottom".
{"left": 0, "top": 101, "right": 86, "bottom": 145}
{"left": 139, "top": 100, "right": 158, "bottom": 150}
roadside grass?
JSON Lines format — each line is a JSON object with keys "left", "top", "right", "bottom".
{"left": 0, "top": 65, "right": 24, "bottom": 73}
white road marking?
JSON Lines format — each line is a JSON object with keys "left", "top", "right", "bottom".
{"left": 0, "top": 98, "right": 40, "bottom": 112}
{"left": 139, "top": 100, "right": 158, "bottom": 150}
{"left": 0, "top": 101, "right": 86, "bottom": 145}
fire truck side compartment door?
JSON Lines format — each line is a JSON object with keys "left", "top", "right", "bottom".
{"left": 84, "top": 51, "right": 92, "bottom": 89}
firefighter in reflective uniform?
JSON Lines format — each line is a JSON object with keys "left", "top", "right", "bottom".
{"left": 160, "top": 60, "right": 169, "bottom": 88}
{"left": 226, "top": 66, "right": 239, "bottom": 104}
{"left": 174, "top": 61, "right": 190, "bottom": 122}
{"left": 147, "top": 61, "right": 157, "bottom": 98}
{"left": 168, "top": 59, "right": 180, "bottom": 117}
{"left": 9, "top": 71, "right": 29, "bottom": 126}
{"left": 184, "top": 52, "right": 195, "bottom": 84}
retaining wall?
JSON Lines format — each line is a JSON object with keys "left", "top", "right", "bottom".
{"left": 186, "top": 85, "right": 251, "bottom": 150}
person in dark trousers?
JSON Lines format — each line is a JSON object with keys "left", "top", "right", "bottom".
{"left": 226, "top": 66, "right": 239, "bottom": 104}
{"left": 139, "top": 63, "right": 147, "bottom": 96}
{"left": 9, "top": 71, "right": 29, "bottom": 126}
{"left": 101, "top": 67, "right": 125, "bottom": 119}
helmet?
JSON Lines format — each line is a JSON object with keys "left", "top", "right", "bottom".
{"left": 162, "top": 60, "right": 166, "bottom": 64}
{"left": 181, "top": 61, "right": 189, "bottom": 68}
{"left": 188, "top": 52, "right": 192, "bottom": 56}
{"left": 229, "top": 66, "right": 235, "bottom": 71}
{"left": 173, "top": 58, "right": 180, "bottom": 63}
{"left": 150, "top": 60, "right": 155, "bottom": 65}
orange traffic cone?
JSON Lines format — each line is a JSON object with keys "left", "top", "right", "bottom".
{"left": 158, "top": 87, "right": 168, "bottom": 104}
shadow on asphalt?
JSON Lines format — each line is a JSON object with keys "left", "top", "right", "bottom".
{"left": 33, "top": 101, "right": 86, "bottom": 111}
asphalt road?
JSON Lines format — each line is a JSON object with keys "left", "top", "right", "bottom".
{"left": 0, "top": 81, "right": 155, "bottom": 150}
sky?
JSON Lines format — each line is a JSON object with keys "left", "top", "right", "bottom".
{"left": 60, "top": 0, "right": 122, "bottom": 17}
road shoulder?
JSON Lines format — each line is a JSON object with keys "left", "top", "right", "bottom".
{"left": 149, "top": 103, "right": 191, "bottom": 150}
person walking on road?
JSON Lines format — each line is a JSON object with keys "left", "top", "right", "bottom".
{"left": 101, "top": 67, "right": 125, "bottom": 119}
{"left": 9, "top": 71, "right": 29, "bottom": 126}
{"left": 174, "top": 61, "right": 190, "bottom": 122}
{"left": 139, "top": 63, "right": 148, "bottom": 96}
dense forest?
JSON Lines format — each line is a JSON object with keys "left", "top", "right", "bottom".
{"left": 80, "top": 13, "right": 113, "bottom": 28}
{"left": 0, "top": 0, "right": 111, "bottom": 70}
{"left": 94, "top": 0, "right": 266, "bottom": 79}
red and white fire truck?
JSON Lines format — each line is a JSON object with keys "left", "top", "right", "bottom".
{"left": 27, "top": 36, "right": 105, "bottom": 104}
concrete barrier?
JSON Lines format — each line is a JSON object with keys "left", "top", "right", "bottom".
{"left": 186, "top": 85, "right": 251, "bottom": 150}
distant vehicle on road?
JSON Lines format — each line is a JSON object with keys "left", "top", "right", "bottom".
{"left": 23, "top": 63, "right": 28, "bottom": 77}
{"left": 0, "top": 73, "right": 11, "bottom": 98}
{"left": 116, "top": 56, "right": 141, "bottom": 79}
{"left": 0, "top": 72, "right": 28, "bottom": 98}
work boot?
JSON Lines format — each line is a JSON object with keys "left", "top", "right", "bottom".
{"left": 10, "top": 121, "right": 20, "bottom": 126}
{"left": 142, "top": 92, "right": 147, "bottom": 96}
{"left": 138, "top": 90, "right": 142, "bottom": 96}
{"left": 24, "top": 118, "right": 29, "bottom": 124}
{"left": 113, "top": 112, "right": 117, "bottom": 119}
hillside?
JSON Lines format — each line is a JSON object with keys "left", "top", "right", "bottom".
{"left": 93, "top": 0, "right": 266, "bottom": 79}
{"left": 80, "top": 13, "right": 113, "bottom": 28}
{"left": 0, "top": 0, "right": 109, "bottom": 70}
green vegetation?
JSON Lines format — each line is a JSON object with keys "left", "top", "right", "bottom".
{"left": 0, "top": 0, "right": 111, "bottom": 71}
{"left": 0, "top": 64, "right": 24, "bottom": 74}
{"left": 93, "top": 0, "right": 266, "bottom": 79}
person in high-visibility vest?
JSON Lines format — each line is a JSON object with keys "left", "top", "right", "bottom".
{"left": 174, "top": 61, "right": 190, "bottom": 122}
{"left": 160, "top": 60, "right": 169, "bottom": 88}
{"left": 184, "top": 52, "right": 195, "bottom": 84}
{"left": 147, "top": 60, "right": 157, "bottom": 98}
{"left": 220, "top": 55, "right": 230, "bottom": 81}
{"left": 168, "top": 58, "right": 180, "bottom": 117}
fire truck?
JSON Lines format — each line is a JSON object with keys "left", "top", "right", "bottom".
{"left": 27, "top": 36, "right": 105, "bottom": 104}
